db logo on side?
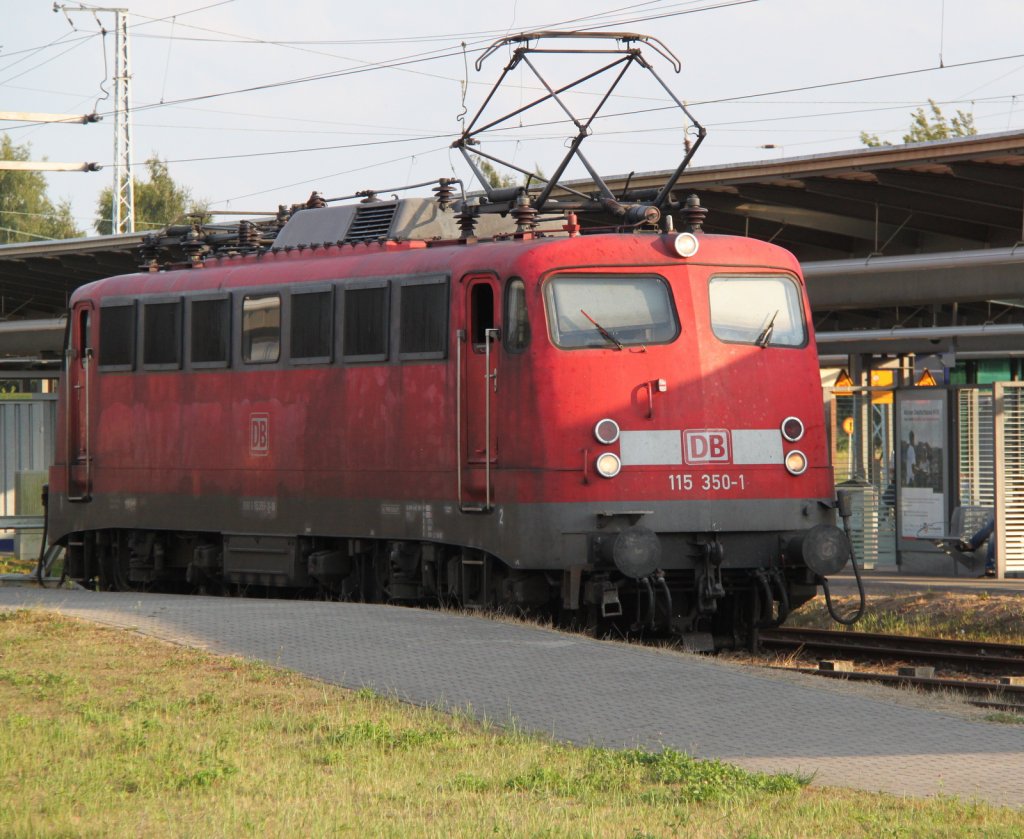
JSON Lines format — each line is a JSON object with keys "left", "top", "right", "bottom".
{"left": 250, "top": 413, "right": 270, "bottom": 456}
{"left": 683, "top": 429, "right": 730, "bottom": 465}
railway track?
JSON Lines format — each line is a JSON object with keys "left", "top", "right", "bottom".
{"left": 759, "top": 626, "right": 1024, "bottom": 673}
{"left": 759, "top": 626, "right": 1024, "bottom": 710}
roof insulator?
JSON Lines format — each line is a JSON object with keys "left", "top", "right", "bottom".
{"left": 682, "top": 193, "right": 708, "bottom": 233}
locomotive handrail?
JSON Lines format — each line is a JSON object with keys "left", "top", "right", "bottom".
{"left": 456, "top": 328, "right": 464, "bottom": 508}
{"left": 484, "top": 327, "right": 500, "bottom": 511}
{"left": 64, "top": 344, "right": 92, "bottom": 503}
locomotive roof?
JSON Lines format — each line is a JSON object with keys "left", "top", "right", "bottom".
{"left": 73, "top": 231, "right": 802, "bottom": 303}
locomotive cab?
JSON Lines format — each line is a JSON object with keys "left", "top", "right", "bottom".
{"left": 479, "top": 230, "right": 846, "bottom": 645}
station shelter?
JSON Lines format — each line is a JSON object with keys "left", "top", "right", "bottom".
{"left": 822, "top": 360, "right": 1011, "bottom": 577}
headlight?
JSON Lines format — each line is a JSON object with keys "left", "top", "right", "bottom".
{"left": 781, "top": 416, "right": 804, "bottom": 442}
{"left": 673, "top": 231, "right": 700, "bottom": 258}
{"left": 595, "top": 452, "right": 622, "bottom": 478}
{"left": 784, "top": 450, "right": 808, "bottom": 476}
{"left": 594, "top": 418, "right": 620, "bottom": 445}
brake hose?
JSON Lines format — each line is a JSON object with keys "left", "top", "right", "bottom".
{"left": 821, "top": 506, "right": 866, "bottom": 626}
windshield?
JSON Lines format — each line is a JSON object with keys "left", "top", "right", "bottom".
{"left": 708, "top": 275, "right": 806, "bottom": 348}
{"left": 544, "top": 274, "right": 679, "bottom": 349}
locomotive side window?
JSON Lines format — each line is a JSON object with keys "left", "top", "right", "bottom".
{"left": 399, "top": 279, "right": 448, "bottom": 359}
{"left": 291, "top": 289, "right": 333, "bottom": 363}
{"left": 190, "top": 297, "right": 230, "bottom": 366}
{"left": 708, "top": 275, "right": 806, "bottom": 348}
{"left": 505, "top": 278, "right": 530, "bottom": 352}
{"left": 544, "top": 274, "right": 678, "bottom": 349}
{"left": 143, "top": 300, "right": 183, "bottom": 368}
{"left": 242, "top": 294, "right": 281, "bottom": 364}
{"left": 342, "top": 285, "right": 389, "bottom": 361}
{"left": 98, "top": 303, "right": 136, "bottom": 369}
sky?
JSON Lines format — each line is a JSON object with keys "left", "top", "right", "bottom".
{"left": 2, "top": 0, "right": 1024, "bottom": 236}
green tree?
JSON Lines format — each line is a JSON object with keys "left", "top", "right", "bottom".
{"left": 471, "top": 155, "right": 544, "bottom": 190}
{"left": 94, "top": 156, "right": 207, "bottom": 234}
{"left": 473, "top": 155, "right": 518, "bottom": 189}
{"left": 0, "top": 135, "right": 84, "bottom": 243}
{"left": 861, "top": 99, "right": 977, "bottom": 147}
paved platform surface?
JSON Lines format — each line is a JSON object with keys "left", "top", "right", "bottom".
{"left": 2, "top": 587, "right": 1022, "bottom": 808}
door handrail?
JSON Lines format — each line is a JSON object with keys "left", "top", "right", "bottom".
{"left": 66, "top": 340, "right": 92, "bottom": 503}
{"left": 484, "top": 327, "right": 500, "bottom": 511}
{"left": 456, "top": 328, "right": 464, "bottom": 508}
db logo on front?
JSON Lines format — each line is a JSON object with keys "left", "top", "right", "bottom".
{"left": 250, "top": 413, "right": 270, "bottom": 456}
{"left": 683, "top": 429, "right": 730, "bottom": 464}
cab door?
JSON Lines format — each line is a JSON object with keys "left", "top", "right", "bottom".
{"left": 459, "top": 275, "right": 501, "bottom": 511}
{"left": 66, "top": 301, "right": 95, "bottom": 501}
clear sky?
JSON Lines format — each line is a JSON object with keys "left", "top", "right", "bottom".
{"left": 2, "top": 0, "right": 1023, "bottom": 235}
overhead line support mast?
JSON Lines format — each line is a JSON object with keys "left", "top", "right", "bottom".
{"left": 55, "top": 3, "right": 134, "bottom": 232}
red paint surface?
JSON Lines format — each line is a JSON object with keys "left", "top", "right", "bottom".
{"left": 51, "top": 232, "right": 832, "bottom": 511}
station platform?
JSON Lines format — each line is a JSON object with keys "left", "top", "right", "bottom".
{"left": 1, "top": 587, "right": 1022, "bottom": 808}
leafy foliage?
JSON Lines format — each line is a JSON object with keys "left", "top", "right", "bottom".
{"left": 472, "top": 155, "right": 518, "bottom": 189}
{"left": 0, "top": 135, "right": 84, "bottom": 243}
{"left": 471, "top": 155, "right": 545, "bottom": 190}
{"left": 861, "top": 99, "right": 977, "bottom": 147}
{"left": 94, "top": 156, "right": 207, "bottom": 234}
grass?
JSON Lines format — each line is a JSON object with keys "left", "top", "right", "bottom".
{"left": 0, "top": 609, "right": 1022, "bottom": 837}
{"left": 788, "top": 591, "right": 1024, "bottom": 645}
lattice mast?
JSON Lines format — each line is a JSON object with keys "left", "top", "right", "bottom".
{"left": 56, "top": 3, "right": 134, "bottom": 232}
{"left": 111, "top": 7, "right": 134, "bottom": 233}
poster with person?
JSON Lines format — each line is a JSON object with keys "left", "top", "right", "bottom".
{"left": 898, "top": 395, "right": 946, "bottom": 539}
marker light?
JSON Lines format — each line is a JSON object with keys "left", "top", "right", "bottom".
{"left": 781, "top": 416, "right": 805, "bottom": 442}
{"left": 595, "top": 452, "right": 622, "bottom": 478}
{"left": 672, "top": 231, "right": 700, "bottom": 258}
{"left": 784, "top": 450, "right": 808, "bottom": 476}
{"left": 594, "top": 418, "right": 620, "bottom": 445}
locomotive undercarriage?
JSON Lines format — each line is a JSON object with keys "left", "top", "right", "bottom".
{"left": 61, "top": 525, "right": 816, "bottom": 650}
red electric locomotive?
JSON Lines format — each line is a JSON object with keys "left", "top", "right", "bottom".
{"left": 46, "top": 32, "right": 856, "bottom": 648}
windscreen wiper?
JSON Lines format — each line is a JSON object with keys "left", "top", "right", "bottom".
{"left": 755, "top": 310, "right": 779, "bottom": 348}
{"left": 580, "top": 309, "right": 624, "bottom": 350}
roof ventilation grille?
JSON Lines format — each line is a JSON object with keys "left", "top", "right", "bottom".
{"left": 345, "top": 204, "right": 397, "bottom": 242}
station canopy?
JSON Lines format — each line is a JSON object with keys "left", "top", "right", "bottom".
{"left": 4, "top": 130, "right": 1024, "bottom": 356}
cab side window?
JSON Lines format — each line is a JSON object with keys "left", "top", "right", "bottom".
{"left": 505, "top": 278, "right": 530, "bottom": 352}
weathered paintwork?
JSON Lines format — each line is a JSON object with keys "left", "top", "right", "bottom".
{"left": 49, "top": 229, "right": 835, "bottom": 634}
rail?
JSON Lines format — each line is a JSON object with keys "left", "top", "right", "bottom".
{"left": 760, "top": 626, "right": 1024, "bottom": 711}
{"left": 759, "top": 626, "right": 1024, "bottom": 673}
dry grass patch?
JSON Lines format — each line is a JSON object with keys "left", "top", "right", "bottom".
{"left": 0, "top": 608, "right": 1022, "bottom": 837}
{"left": 788, "top": 590, "right": 1024, "bottom": 644}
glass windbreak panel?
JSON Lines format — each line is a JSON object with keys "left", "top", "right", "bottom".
{"left": 291, "top": 290, "right": 332, "bottom": 360}
{"left": 343, "top": 286, "right": 388, "bottom": 358}
{"left": 400, "top": 281, "right": 448, "bottom": 356}
{"left": 99, "top": 304, "right": 135, "bottom": 368}
{"left": 505, "top": 278, "right": 530, "bottom": 351}
{"left": 544, "top": 274, "right": 678, "bottom": 349}
{"left": 242, "top": 294, "right": 281, "bottom": 364}
{"left": 144, "top": 301, "right": 182, "bottom": 366}
{"left": 191, "top": 298, "right": 230, "bottom": 364}
{"left": 709, "top": 275, "right": 806, "bottom": 347}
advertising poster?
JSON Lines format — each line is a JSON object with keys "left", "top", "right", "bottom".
{"left": 898, "top": 396, "right": 946, "bottom": 539}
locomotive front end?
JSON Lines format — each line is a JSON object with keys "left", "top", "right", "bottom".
{"left": 521, "top": 231, "right": 846, "bottom": 648}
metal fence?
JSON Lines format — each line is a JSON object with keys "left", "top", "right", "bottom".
{"left": 995, "top": 383, "right": 1024, "bottom": 576}
{"left": 0, "top": 395, "right": 56, "bottom": 517}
